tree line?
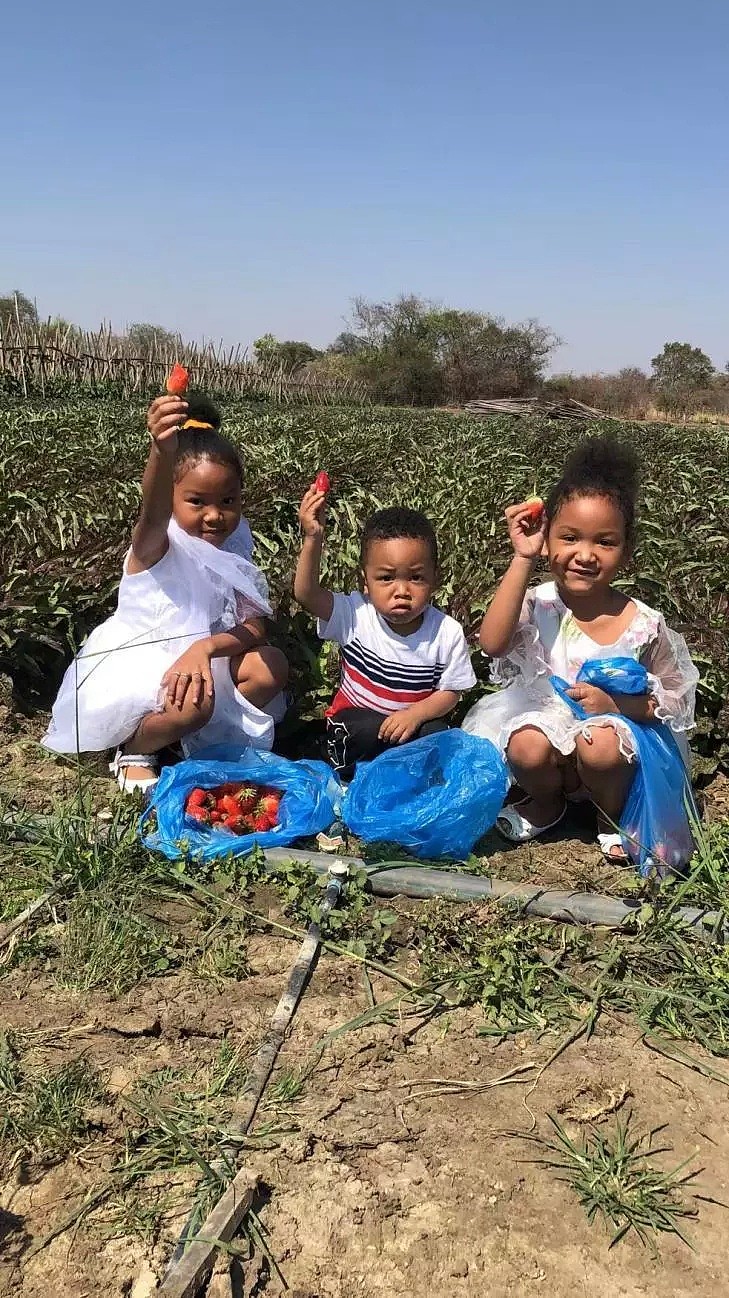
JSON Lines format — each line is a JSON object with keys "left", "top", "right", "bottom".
{"left": 3, "top": 290, "right": 727, "bottom": 416}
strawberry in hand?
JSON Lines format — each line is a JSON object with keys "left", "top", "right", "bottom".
{"left": 166, "top": 364, "right": 189, "bottom": 395}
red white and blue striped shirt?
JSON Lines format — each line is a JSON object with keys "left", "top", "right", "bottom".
{"left": 318, "top": 592, "right": 476, "bottom": 717}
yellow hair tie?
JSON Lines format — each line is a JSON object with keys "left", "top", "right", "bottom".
{"left": 182, "top": 419, "right": 215, "bottom": 430}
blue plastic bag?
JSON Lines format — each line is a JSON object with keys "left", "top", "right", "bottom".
{"left": 341, "top": 729, "right": 509, "bottom": 860}
{"left": 550, "top": 658, "right": 696, "bottom": 876}
{"left": 140, "top": 745, "right": 340, "bottom": 862}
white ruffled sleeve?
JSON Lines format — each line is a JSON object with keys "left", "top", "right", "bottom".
{"left": 641, "top": 619, "right": 698, "bottom": 733}
{"left": 489, "top": 588, "right": 550, "bottom": 688}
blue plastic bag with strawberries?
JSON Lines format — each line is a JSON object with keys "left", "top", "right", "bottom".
{"left": 550, "top": 657, "right": 697, "bottom": 877}
{"left": 342, "top": 729, "right": 509, "bottom": 860}
{"left": 140, "top": 744, "right": 340, "bottom": 862}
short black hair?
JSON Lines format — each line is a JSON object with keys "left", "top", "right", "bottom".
{"left": 173, "top": 394, "right": 242, "bottom": 484}
{"left": 360, "top": 506, "right": 438, "bottom": 568}
{"left": 546, "top": 435, "right": 640, "bottom": 542}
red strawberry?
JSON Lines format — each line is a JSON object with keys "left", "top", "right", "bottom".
{"left": 187, "top": 806, "right": 210, "bottom": 823}
{"left": 209, "top": 810, "right": 223, "bottom": 823}
{"left": 236, "top": 784, "right": 258, "bottom": 812}
{"left": 314, "top": 470, "right": 330, "bottom": 494}
{"left": 166, "top": 363, "right": 189, "bottom": 395}
{"left": 187, "top": 787, "right": 208, "bottom": 809}
{"left": 258, "top": 793, "right": 281, "bottom": 822}
{"left": 524, "top": 495, "right": 544, "bottom": 522}
{"left": 251, "top": 813, "right": 273, "bottom": 832}
{"left": 219, "top": 794, "right": 240, "bottom": 817}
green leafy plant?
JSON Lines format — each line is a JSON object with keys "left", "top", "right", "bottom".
{"left": 519, "top": 1112, "right": 701, "bottom": 1252}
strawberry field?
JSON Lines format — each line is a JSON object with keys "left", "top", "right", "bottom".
{"left": 2, "top": 395, "right": 729, "bottom": 1298}
{"left": 2, "top": 396, "right": 728, "bottom": 773}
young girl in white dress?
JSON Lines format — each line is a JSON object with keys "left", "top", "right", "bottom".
{"left": 462, "top": 437, "right": 698, "bottom": 860}
{"left": 43, "top": 392, "right": 288, "bottom": 792}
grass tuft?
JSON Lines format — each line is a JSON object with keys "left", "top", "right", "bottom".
{"left": 520, "top": 1112, "right": 700, "bottom": 1252}
{"left": 0, "top": 1034, "right": 99, "bottom": 1163}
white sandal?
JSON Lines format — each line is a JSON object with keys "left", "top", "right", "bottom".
{"left": 597, "top": 832, "right": 630, "bottom": 864}
{"left": 109, "top": 749, "right": 159, "bottom": 795}
{"left": 496, "top": 800, "right": 566, "bottom": 844}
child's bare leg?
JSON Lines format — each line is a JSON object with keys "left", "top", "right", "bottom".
{"left": 231, "top": 646, "right": 289, "bottom": 709}
{"left": 120, "top": 692, "right": 215, "bottom": 779}
{"left": 506, "top": 727, "right": 566, "bottom": 827}
{"left": 575, "top": 726, "right": 634, "bottom": 857}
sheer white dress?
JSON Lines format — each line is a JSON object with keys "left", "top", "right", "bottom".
{"left": 43, "top": 519, "right": 285, "bottom": 757}
{"left": 462, "top": 581, "right": 698, "bottom": 768}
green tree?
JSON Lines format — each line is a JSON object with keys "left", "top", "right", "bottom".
{"left": 339, "top": 295, "right": 558, "bottom": 405}
{"left": 254, "top": 333, "right": 321, "bottom": 371}
{"left": 0, "top": 291, "right": 38, "bottom": 332}
{"left": 124, "top": 322, "right": 181, "bottom": 357}
{"left": 651, "top": 342, "right": 714, "bottom": 413}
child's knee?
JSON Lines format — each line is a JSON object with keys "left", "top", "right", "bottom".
{"left": 507, "top": 726, "right": 557, "bottom": 771}
{"left": 576, "top": 725, "right": 626, "bottom": 773}
{"left": 234, "top": 645, "right": 289, "bottom": 692}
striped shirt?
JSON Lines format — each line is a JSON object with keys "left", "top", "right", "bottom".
{"left": 318, "top": 592, "right": 476, "bottom": 717}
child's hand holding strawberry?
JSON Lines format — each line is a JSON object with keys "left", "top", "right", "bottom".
{"left": 505, "top": 500, "right": 547, "bottom": 561}
{"left": 298, "top": 485, "right": 327, "bottom": 541}
{"left": 147, "top": 394, "right": 189, "bottom": 448}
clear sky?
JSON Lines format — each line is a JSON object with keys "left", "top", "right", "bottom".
{"left": 2, "top": 0, "right": 727, "bottom": 373}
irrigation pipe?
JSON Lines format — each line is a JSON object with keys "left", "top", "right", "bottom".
{"left": 3, "top": 812, "right": 722, "bottom": 934}
{"left": 159, "top": 860, "right": 348, "bottom": 1298}
{"left": 264, "top": 847, "right": 724, "bottom": 933}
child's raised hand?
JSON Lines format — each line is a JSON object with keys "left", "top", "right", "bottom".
{"left": 147, "top": 395, "right": 188, "bottom": 447}
{"left": 298, "top": 485, "right": 327, "bottom": 540}
{"left": 505, "top": 501, "right": 547, "bottom": 560}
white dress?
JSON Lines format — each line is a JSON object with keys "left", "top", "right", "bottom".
{"left": 43, "top": 518, "right": 284, "bottom": 757}
{"left": 461, "top": 581, "right": 698, "bottom": 766}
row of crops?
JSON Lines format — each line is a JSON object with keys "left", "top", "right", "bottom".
{"left": 1, "top": 398, "right": 727, "bottom": 776}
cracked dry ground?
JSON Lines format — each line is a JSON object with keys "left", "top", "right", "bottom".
{"left": 2, "top": 922, "right": 729, "bottom": 1298}
{"left": 1, "top": 730, "right": 729, "bottom": 1296}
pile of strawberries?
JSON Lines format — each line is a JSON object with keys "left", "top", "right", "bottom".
{"left": 185, "top": 782, "right": 283, "bottom": 834}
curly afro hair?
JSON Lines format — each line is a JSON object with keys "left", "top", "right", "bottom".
{"left": 546, "top": 435, "right": 640, "bottom": 542}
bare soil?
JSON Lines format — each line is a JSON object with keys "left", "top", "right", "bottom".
{"left": 2, "top": 719, "right": 728, "bottom": 1298}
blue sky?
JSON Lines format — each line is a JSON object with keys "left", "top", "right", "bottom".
{"left": 2, "top": 0, "right": 727, "bottom": 372}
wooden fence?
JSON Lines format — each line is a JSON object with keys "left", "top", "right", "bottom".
{"left": 0, "top": 320, "right": 369, "bottom": 406}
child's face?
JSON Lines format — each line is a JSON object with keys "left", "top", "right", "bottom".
{"left": 547, "top": 493, "right": 628, "bottom": 596}
{"left": 363, "top": 536, "right": 436, "bottom": 632}
{"left": 172, "top": 458, "right": 242, "bottom": 546}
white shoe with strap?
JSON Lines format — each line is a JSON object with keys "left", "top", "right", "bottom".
{"left": 109, "top": 749, "right": 159, "bottom": 795}
{"left": 495, "top": 799, "right": 566, "bottom": 844}
{"left": 597, "top": 831, "right": 630, "bottom": 864}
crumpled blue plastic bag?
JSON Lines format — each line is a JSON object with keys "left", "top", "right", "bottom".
{"left": 341, "top": 729, "right": 510, "bottom": 860}
{"left": 140, "top": 744, "right": 340, "bottom": 861}
{"left": 550, "top": 657, "right": 696, "bottom": 876}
